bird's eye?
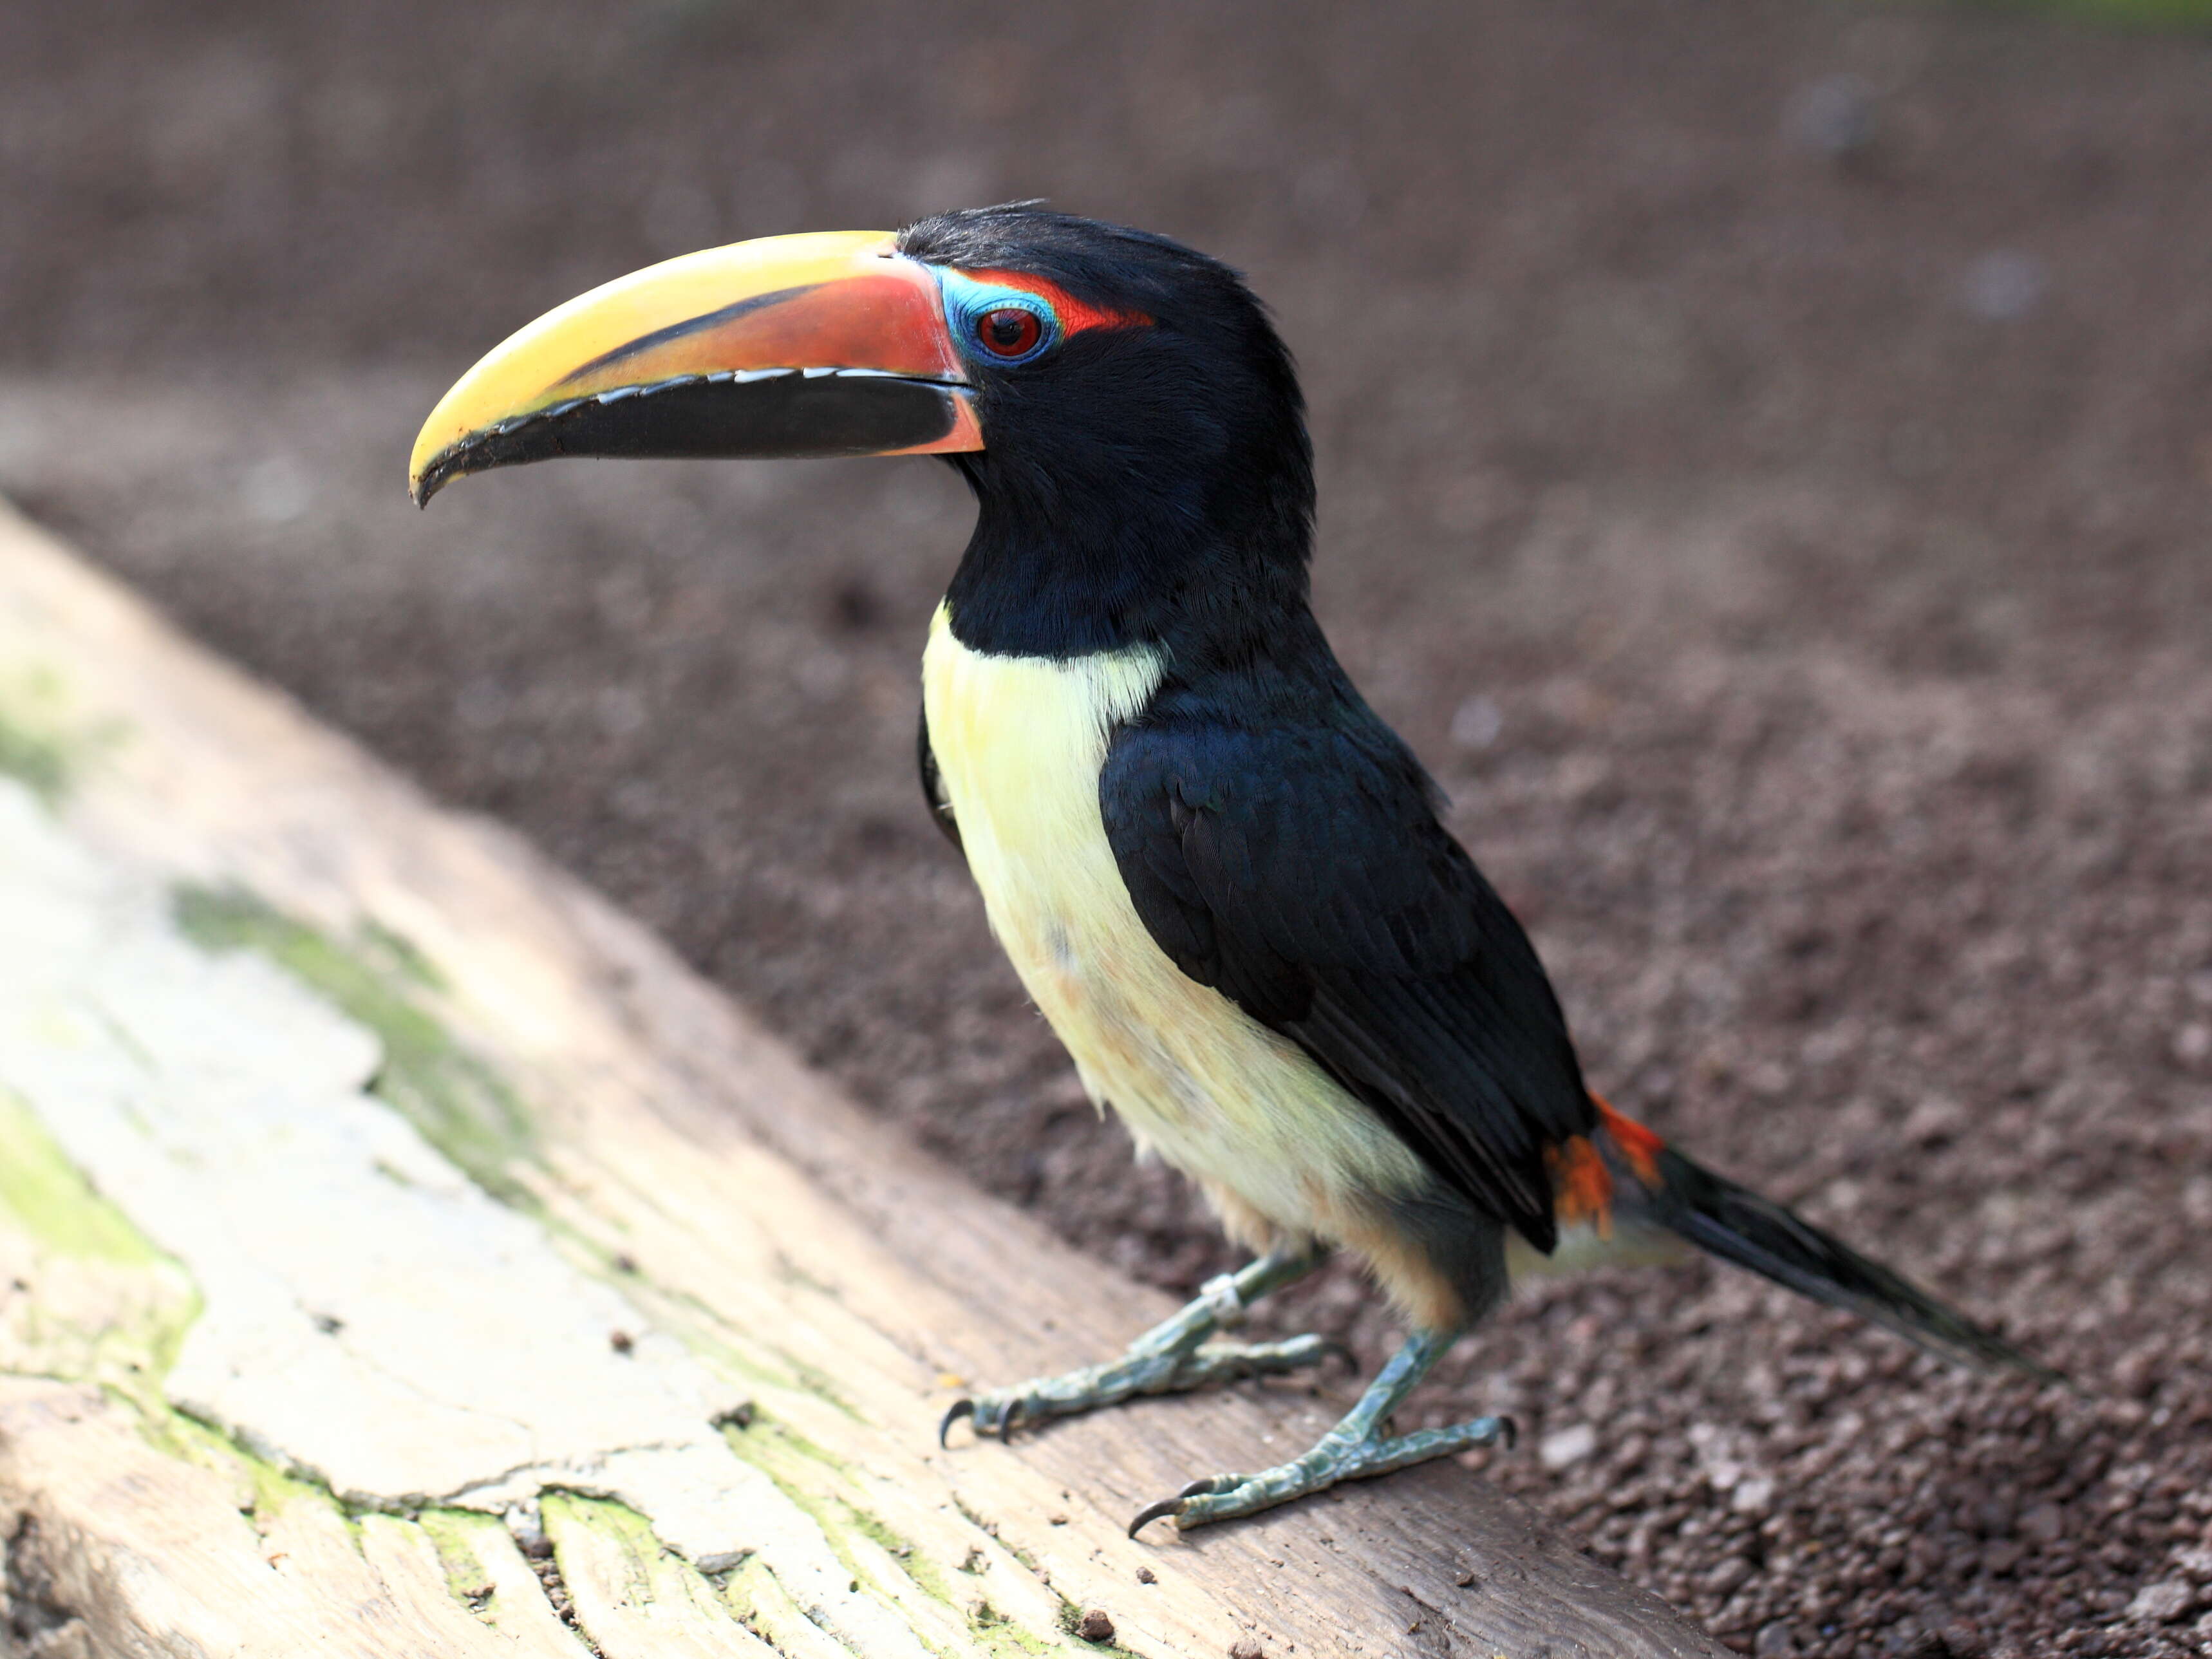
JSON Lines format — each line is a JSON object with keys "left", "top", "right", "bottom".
{"left": 977, "top": 308, "right": 1043, "bottom": 359}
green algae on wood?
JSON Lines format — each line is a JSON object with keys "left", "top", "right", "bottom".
{"left": 0, "top": 1085, "right": 199, "bottom": 1405}
{"left": 417, "top": 1508, "right": 516, "bottom": 1614}
{"left": 721, "top": 1411, "right": 1098, "bottom": 1658}
{"left": 0, "top": 704, "right": 70, "bottom": 804}
{"left": 722, "top": 1555, "right": 859, "bottom": 1659}
{"left": 171, "top": 883, "right": 537, "bottom": 1205}
{"left": 0, "top": 1087, "right": 170, "bottom": 1266}
{"left": 542, "top": 1491, "right": 767, "bottom": 1654}
{"left": 417, "top": 1507, "right": 600, "bottom": 1652}
{"left": 0, "top": 664, "right": 122, "bottom": 807}
{"left": 419, "top": 1508, "right": 498, "bottom": 1598}
{"left": 724, "top": 1412, "right": 944, "bottom": 1601}
{"left": 144, "top": 1404, "right": 371, "bottom": 1548}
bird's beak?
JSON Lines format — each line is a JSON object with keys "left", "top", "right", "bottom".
{"left": 409, "top": 230, "right": 982, "bottom": 505}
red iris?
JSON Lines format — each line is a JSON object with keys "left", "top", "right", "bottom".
{"left": 977, "top": 307, "right": 1043, "bottom": 358}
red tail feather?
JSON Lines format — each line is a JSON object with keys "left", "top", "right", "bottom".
{"left": 1591, "top": 1092, "right": 1666, "bottom": 1188}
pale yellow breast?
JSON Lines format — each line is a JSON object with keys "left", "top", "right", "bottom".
{"left": 919, "top": 603, "right": 1427, "bottom": 1241}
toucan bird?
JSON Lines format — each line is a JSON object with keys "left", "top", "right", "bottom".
{"left": 411, "top": 204, "right": 2056, "bottom": 1534}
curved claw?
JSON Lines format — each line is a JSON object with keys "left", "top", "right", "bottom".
{"left": 938, "top": 1398, "right": 974, "bottom": 1448}
{"left": 1127, "top": 1495, "right": 1185, "bottom": 1539}
{"left": 1318, "top": 1338, "right": 1360, "bottom": 1371}
{"left": 1126, "top": 1476, "right": 1228, "bottom": 1541}
{"left": 1495, "top": 1414, "right": 1518, "bottom": 1451}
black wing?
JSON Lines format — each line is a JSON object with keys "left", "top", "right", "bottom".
{"left": 1101, "top": 711, "right": 1592, "bottom": 1250}
{"left": 917, "top": 706, "right": 962, "bottom": 852}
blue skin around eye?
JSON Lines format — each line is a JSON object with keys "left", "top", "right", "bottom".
{"left": 936, "top": 268, "right": 1060, "bottom": 365}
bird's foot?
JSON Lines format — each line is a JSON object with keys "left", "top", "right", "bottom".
{"left": 941, "top": 1246, "right": 1331, "bottom": 1445}
{"left": 1127, "top": 1412, "right": 1515, "bottom": 1535}
{"left": 943, "top": 1333, "right": 1347, "bottom": 1443}
{"left": 1123, "top": 1325, "right": 1509, "bottom": 1535}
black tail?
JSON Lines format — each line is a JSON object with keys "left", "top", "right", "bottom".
{"left": 1644, "top": 1145, "right": 2063, "bottom": 1385}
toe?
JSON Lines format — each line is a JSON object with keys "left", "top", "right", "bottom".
{"left": 1127, "top": 1476, "right": 1230, "bottom": 1539}
{"left": 1126, "top": 1494, "right": 1185, "bottom": 1539}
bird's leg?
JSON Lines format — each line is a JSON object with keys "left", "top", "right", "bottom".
{"left": 941, "top": 1245, "right": 1338, "bottom": 1443}
{"left": 1127, "top": 1326, "right": 1514, "bottom": 1535}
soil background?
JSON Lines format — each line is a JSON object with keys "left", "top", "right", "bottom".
{"left": 3, "top": 3, "right": 2210, "bottom": 1654}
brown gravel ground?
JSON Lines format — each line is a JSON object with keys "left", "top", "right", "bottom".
{"left": 5, "top": 3, "right": 2211, "bottom": 1654}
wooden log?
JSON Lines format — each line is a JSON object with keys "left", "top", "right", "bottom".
{"left": 0, "top": 498, "right": 1725, "bottom": 1659}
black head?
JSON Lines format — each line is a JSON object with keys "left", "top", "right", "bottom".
{"left": 900, "top": 205, "right": 1315, "bottom": 662}
{"left": 409, "top": 205, "right": 1317, "bottom": 666}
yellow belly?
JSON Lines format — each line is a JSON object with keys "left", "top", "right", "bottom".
{"left": 919, "top": 603, "right": 1429, "bottom": 1250}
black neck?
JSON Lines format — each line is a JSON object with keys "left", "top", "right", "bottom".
{"left": 939, "top": 426, "right": 1315, "bottom": 667}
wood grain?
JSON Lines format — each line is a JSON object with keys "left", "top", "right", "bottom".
{"left": 0, "top": 498, "right": 1724, "bottom": 1658}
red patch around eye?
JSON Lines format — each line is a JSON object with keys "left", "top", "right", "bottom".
{"left": 968, "top": 269, "right": 1150, "bottom": 335}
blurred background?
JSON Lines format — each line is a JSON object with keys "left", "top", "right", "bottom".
{"left": 4, "top": 2, "right": 2209, "bottom": 1654}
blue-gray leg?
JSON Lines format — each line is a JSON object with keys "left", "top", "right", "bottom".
{"left": 941, "top": 1246, "right": 1338, "bottom": 1444}
{"left": 1127, "top": 1326, "right": 1515, "bottom": 1535}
